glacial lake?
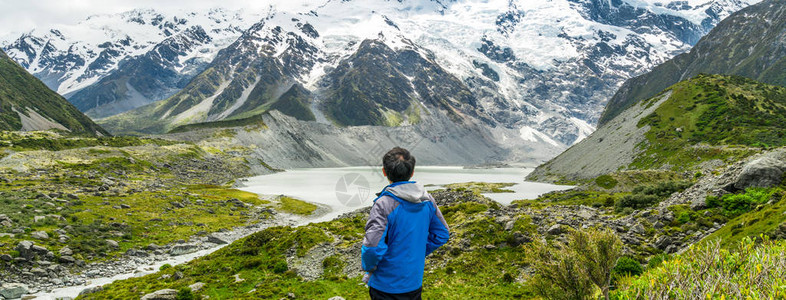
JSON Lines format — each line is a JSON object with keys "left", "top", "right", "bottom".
{"left": 238, "top": 166, "right": 574, "bottom": 222}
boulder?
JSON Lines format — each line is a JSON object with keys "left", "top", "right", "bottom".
{"left": 328, "top": 297, "right": 346, "bottom": 300}
{"left": 59, "top": 255, "right": 76, "bottom": 264}
{"left": 31, "top": 231, "right": 49, "bottom": 240}
{"left": 106, "top": 240, "right": 119, "bottom": 248}
{"left": 188, "top": 282, "right": 205, "bottom": 292}
{"left": 0, "top": 283, "right": 29, "bottom": 299}
{"left": 59, "top": 247, "right": 73, "bottom": 256}
{"left": 206, "top": 234, "right": 228, "bottom": 245}
{"left": 654, "top": 236, "right": 672, "bottom": 250}
{"left": 734, "top": 156, "right": 786, "bottom": 190}
{"left": 140, "top": 289, "right": 178, "bottom": 300}
{"left": 630, "top": 223, "right": 645, "bottom": 235}
{"left": 547, "top": 224, "right": 563, "bottom": 235}
{"left": 78, "top": 286, "right": 103, "bottom": 296}
{"left": 169, "top": 244, "right": 199, "bottom": 256}
{"left": 0, "top": 214, "right": 12, "bottom": 227}
{"left": 15, "top": 241, "right": 35, "bottom": 259}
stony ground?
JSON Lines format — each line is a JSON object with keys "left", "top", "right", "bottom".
{"left": 0, "top": 131, "right": 292, "bottom": 297}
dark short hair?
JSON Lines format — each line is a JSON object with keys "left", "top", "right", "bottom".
{"left": 383, "top": 147, "right": 416, "bottom": 182}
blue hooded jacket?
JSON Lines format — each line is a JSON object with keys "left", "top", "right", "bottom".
{"left": 361, "top": 181, "right": 450, "bottom": 293}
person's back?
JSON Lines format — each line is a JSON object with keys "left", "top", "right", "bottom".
{"left": 362, "top": 147, "right": 450, "bottom": 299}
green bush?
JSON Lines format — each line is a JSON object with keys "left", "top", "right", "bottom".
{"left": 612, "top": 257, "right": 643, "bottom": 278}
{"left": 705, "top": 188, "right": 774, "bottom": 217}
{"left": 614, "top": 237, "right": 786, "bottom": 299}
{"left": 160, "top": 264, "right": 172, "bottom": 271}
{"left": 595, "top": 175, "right": 619, "bottom": 189}
{"left": 525, "top": 228, "right": 623, "bottom": 300}
{"left": 176, "top": 287, "right": 194, "bottom": 300}
{"left": 615, "top": 194, "right": 660, "bottom": 212}
{"left": 615, "top": 181, "right": 693, "bottom": 212}
{"left": 272, "top": 260, "right": 288, "bottom": 274}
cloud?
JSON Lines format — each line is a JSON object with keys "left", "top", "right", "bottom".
{"left": 0, "top": 0, "right": 308, "bottom": 41}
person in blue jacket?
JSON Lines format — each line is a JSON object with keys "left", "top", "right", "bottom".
{"left": 361, "top": 147, "right": 450, "bottom": 300}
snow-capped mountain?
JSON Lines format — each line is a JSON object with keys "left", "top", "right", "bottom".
{"left": 5, "top": 0, "right": 758, "bottom": 148}
{"left": 1, "top": 8, "right": 259, "bottom": 117}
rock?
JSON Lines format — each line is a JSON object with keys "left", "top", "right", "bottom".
{"left": 66, "top": 193, "right": 79, "bottom": 200}
{"left": 169, "top": 244, "right": 199, "bottom": 256}
{"left": 173, "top": 271, "right": 184, "bottom": 280}
{"left": 206, "top": 234, "right": 228, "bottom": 245}
{"left": 31, "top": 231, "right": 49, "bottom": 240}
{"left": 630, "top": 223, "right": 645, "bottom": 235}
{"left": 735, "top": 156, "right": 786, "bottom": 190}
{"left": 510, "top": 232, "right": 532, "bottom": 246}
{"left": 16, "top": 241, "right": 35, "bottom": 259}
{"left": 654, "top": 236, "right": 672, "bottom": 250}
{"left": 140, "top": 289, "right": 178, "bottom": 300}
{"left": 78, "top": 286, "right": 103, "bottom": 296}
{"left": 0, "top": 254, "right": 11, "bottom": 262}
{"left": 547, "top": 224, "right": 563, "bottom": 235}
{"left": 106, "top": 239, "right": 119, "bottom": 248}
{"left": 30, "top": 267, "right": 47, "bottom": 277}
{"left": 119, "top": 204, "right": 130, "bottom": 209}
{"left": 188, "top": 282, "right": 205, "bottom": 292}
{"left": 0, "top": 283, "right": 28, "bottom": 299}
{"left": 503, "top": 220, "right": 515, "bottom": 231}
{"left": 59, "top": 255, "right": 76, "bottom": 264}
{"left": 59, "top": 247, "right": 73, "bottom": 256}
{"left": 287, "top": 292, "right": 296, "bottom": 299}
{"left": 144, "top": 243, "right": 161, "bottom": 251}
{"left": 0, "top": 214, "right": 12, "bottom": 227}
{"left": 328, "top": 297, "right": 346, "bottom": 300}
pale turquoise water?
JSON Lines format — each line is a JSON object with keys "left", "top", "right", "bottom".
{"left": 239, "top": 166, "right": 573, "bottom": 222}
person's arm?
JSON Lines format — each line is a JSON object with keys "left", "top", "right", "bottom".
{"left": 426, "top": 197, "right": 450, "bottom": 256}
{"left": 361, "top": 197, "right": 396, "bottom": 272}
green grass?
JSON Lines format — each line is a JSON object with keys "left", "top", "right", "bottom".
{"left": 0, "top": 49, "right": 107, "bottom": 134}
{"left": 276, "top": 196, "right": 318, "bottom": 216}
{"left": 630, "top": 74, "right": 785, "bottom": 171}
{"left": 77, "top": 190, "right": 540, "bottom": 299}
{"left": 701, "top": 188, "right": 786, "bottom": 249}
{"left": 438, "top": 182, "right": 516, "bottom": 193}
{"left": 0, "top": 135, "right": 267, "bottom": 263}
{"left": 614, "top": 237, "right": 786, "bottom": 299}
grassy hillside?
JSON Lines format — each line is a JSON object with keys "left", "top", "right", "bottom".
{"left": 630, "top": 74, "right": 786, "bottom": 170}
{"left": 0, "top": 131, "right": 282, "bottom": 273}
{"left": 599, "top": 0, "right": 786, "bottom": 125}
{"left": 79, "top": 190, "right": 541, "bottom": 299}
{"left": 0, "top": 49, "right": 108, "bottom": 135}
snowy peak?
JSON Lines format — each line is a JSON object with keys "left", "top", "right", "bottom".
{"left": 2, "top": 8, "right": 258, "bottom": 96}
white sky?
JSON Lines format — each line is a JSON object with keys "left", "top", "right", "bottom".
{"left": 0, "top": 0, "right": 314, "bottom": 40}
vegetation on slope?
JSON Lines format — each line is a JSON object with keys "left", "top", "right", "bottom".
{"left": 614, "top": 237, "right": 786, "bottom": 299}
{"left": 0, "top": 132, "right": 269, "bottom": 266}
{"left": 631, "top": 74, "right": 786, "bottom": 171}
{"left": 599, "top": 0, "right": 786, "bottom": 124}
{"left": 78, "top": 190, "right": 541, "bottom": 299}
{"left": 0, "top": 49, "right": 108, "bottom": 135}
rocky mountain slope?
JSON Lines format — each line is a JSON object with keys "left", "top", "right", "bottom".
{"left": 0, "top": 49, "right": 106, "bottom": 135}
{"left": 599, "top": 0, "right": 785, "bottom": 125}
{"left": 1, "top": 9, "right": 257, "bottom": 118}
{"left": 528, "top": 74, "right": 786, "bottom": 182}
{"left": 6, "top": 0, "right": 758, "bottom": 148}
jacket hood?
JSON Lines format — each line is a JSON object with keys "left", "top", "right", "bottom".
{"left": 385, "top": 182, "right": 429, "bottom": 204}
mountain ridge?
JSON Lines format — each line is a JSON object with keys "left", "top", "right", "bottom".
{"left": 0, "top": 49, "right": 107, "bottom": 135}
{"left": 599, "top": 0, "right": 786, "bottom": 125}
